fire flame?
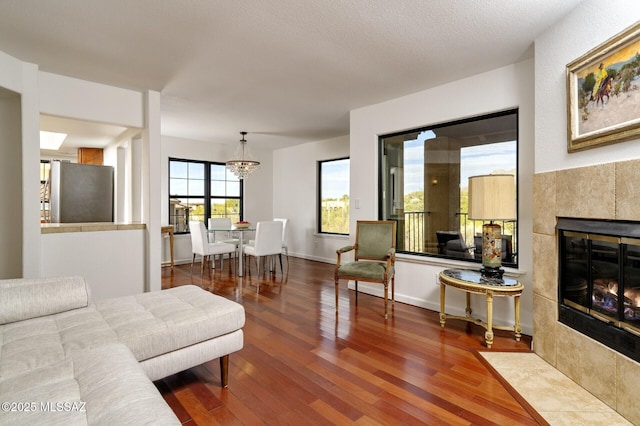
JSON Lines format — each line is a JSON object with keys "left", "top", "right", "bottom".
{"left": 623, "top": 287, "right": 640, "bottom": 308}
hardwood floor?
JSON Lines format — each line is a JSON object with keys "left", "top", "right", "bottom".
{"left": 158, "top": 257, "right": 542, "bottom": 425}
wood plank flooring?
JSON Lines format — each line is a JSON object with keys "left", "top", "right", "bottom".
{"left": 159, "top": 256, "right": 542, "bottom": 425}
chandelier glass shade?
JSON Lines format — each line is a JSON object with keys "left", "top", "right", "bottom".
{"left": 226, "top": 131, "right": 260, "bottom": 179}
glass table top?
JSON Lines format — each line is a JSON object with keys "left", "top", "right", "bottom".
{"left": 441, "top": 268, "right": 519, "bottom": 287}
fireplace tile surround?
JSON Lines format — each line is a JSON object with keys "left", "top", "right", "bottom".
{"left": 533, "top": 159, "right": 640, "bottom": 423}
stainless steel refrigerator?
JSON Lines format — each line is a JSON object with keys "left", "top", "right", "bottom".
{"left": 49, "top": 160, "right": 114, "bottom": 223}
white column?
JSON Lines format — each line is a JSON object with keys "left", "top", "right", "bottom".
{"left": 21, "top": 62, "right": 41, "bottom": 278}
{"left": 131, "top": 137, "right": 143, "bottom": 223}
{"left": 115, "top": 146, "right": 127, "bottom": 223}
{"left": 143, "top": 90, "right": 162, "bottom": 293}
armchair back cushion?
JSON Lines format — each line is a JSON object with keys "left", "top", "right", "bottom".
{"left": 356, "top": 221, "right": 396, "bottom": 260}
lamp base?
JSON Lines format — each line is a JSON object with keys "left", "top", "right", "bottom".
{"left": 480, "top": 266, "right": 504, "bottom": 279}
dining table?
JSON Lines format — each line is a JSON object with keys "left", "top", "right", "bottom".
{"left": 208, "top": 225, "right": 255, "bottom": 277}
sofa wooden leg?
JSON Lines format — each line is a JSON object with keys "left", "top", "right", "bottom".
{"left": 220, "top": 355, "right": 229, "bottom": 387}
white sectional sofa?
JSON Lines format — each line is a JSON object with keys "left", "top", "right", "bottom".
{"left": 0, "top": 276, "right": 245, "bottom": 425}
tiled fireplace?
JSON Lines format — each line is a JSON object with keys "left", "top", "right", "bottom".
{"left": 533, "top": 159, "right": 640, "bottom": 424}
{"left": 557, "top": 217, "right": 640, "bottom": 363}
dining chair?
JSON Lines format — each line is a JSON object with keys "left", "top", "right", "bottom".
{"left": 189, "top": 221, "right": 236, "bottom": 275}
{"left": 208, "top": 217, "right": 240, "bottom": 258}
{"left": 334, "top": 220, "right": 397, "bottom": 319}
{"left": 243, "top": 221, "right": 283, "bottom": 277}
{"left": 273, "top": 217, "right": 289, "bottom": 267}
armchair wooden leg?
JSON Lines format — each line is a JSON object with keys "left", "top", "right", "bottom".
{"left": 391, "top": 277, "right": 395, "bottom": 304}
{"left": 335, "top": 279, "right": 339, "bottom": 313}
{"left": 384, "top": 282, "right": 388, "bottom": 319}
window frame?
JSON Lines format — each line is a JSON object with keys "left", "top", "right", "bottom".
{"left": 168, "top": 158, "right": 243, "bottom": 234}
{"left": 317, "top": 156, "right": 350, "bottom": 235}
{"left": 377, "top": 109, "right": 519, "bottom": 267}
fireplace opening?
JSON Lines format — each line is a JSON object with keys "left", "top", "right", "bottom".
{"left": 557, "top": 218, "right": 640, "bottom": 363}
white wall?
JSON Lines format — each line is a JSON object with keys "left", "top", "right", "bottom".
{"left": 0, "top": 51, "right": 24, "bottom": 92}
{"left": 35, "top": 73, "right": 159, "bottom": 294}
{"left": 39, "top": 72, "right": 144, "bottom": 128}
{"left": 0, "top": 50, "right": 40, "bottom": 278}
{"left": 161, "top": 135, "right": 274, "bottom": 264}
{"left": 535, "top": 0, "right": 640, "bottom": 173}
{"left": 273, "top": 135, "right": 350, "bottom": 262}
{"left": 0, "top": 88, "right": 23, "bottom": 278}
{"left": 349, "top": 60, "right": 535, "bottom": 333}
{"left": 41, "top": 229, "right": 146, "bottom": 300}
{"left": 0, "top": 49, "right": 161, "bottom": 293}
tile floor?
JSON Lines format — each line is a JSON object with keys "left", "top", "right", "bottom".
{"left": 480, "top": 352, "right": 633, "bottom": 425}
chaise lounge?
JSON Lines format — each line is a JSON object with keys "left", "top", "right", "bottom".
{"left": 0, "top": 276, "right": 245, "bottom": 425}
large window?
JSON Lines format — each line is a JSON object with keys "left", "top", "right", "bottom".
{"left": 318, "top": 157, "right": 350, "bottom": 235}
{"left": 169, "top": 158, "right": 242, "bottom": 233}
{"left": 379, "top": 110, "right": 518, "bottom": 267}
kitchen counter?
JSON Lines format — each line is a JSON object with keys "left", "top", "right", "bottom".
{"left": 41, "top": 222, "right": 146, "bottom": 234}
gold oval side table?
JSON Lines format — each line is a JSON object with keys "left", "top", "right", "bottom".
{"left": 438, "top": 268, "right": 524, "bottom": 348}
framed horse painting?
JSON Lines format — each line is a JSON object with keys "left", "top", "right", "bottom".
{"left": 566, "top": 21, "right": 640, "bottom": 152}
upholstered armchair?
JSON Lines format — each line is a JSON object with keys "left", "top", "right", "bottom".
{"left": 334, "top": 220, "right": 397, "bottom": 319}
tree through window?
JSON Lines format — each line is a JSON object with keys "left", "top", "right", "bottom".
{"left": 318, "top": 157, "right": 350, "bottom": 235}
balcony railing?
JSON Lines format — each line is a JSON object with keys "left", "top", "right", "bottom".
{"left": 399, "top": 211, "right": 517, "bottom": 263}
{"left": 403, "top": 211, "right": 428, "bottom": 252}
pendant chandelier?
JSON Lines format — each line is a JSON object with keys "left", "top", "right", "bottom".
{"left": 226, "top": 131, "right": 260, "bottom": 179}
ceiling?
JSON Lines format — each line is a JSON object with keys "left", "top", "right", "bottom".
{"left": 0, "top": 0, "right": 584, "bottom": 152}
{"left": 39, "top": 114, "right": 132, "bottom": 156}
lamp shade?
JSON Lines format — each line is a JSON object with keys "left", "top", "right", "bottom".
{"left": 468, "top": 174, "right": 516, "bottom": 221}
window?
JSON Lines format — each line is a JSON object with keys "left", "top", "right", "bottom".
{"left": 318, "top": 157, "right": 350, "bottom": 235}
{"left": 169, "top": 158, "right": 242, "bottom": 233}
{"left": 379, "top": 110, "right": 518, "bottom": 267}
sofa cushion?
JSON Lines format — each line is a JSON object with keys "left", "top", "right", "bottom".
{"left": 0, "top": 285, "right": 244, "bottom": 380}
{"left": 0, "top": 281, "right": 243, "bottom": 425}
{"left": 0, "top": 276, "right": 90, "bottom": 325}
{"left": 0, "top": 344, "right": 179, "bottom": 425}
{"left": 94, "top": 285, "right": 245, "bottom": 361}
{"left": 0, "top": 318, "right": 70, "bottom": 378}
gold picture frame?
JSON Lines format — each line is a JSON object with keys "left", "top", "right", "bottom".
{"left": 567, "top": 22, "right": 640, "bottom": 152}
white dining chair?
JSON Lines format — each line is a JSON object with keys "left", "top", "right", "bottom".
{"left": 189, "top": 221, "right": 236, "bottom": 275}
{"left": 273, "top": 217, "right": 289, "bottom": 267}
{"left": 208, "top": 217, "right": 240, "bottom": 258}
{"left": 243, "top": 221, "right": 283, "bottom": 277}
